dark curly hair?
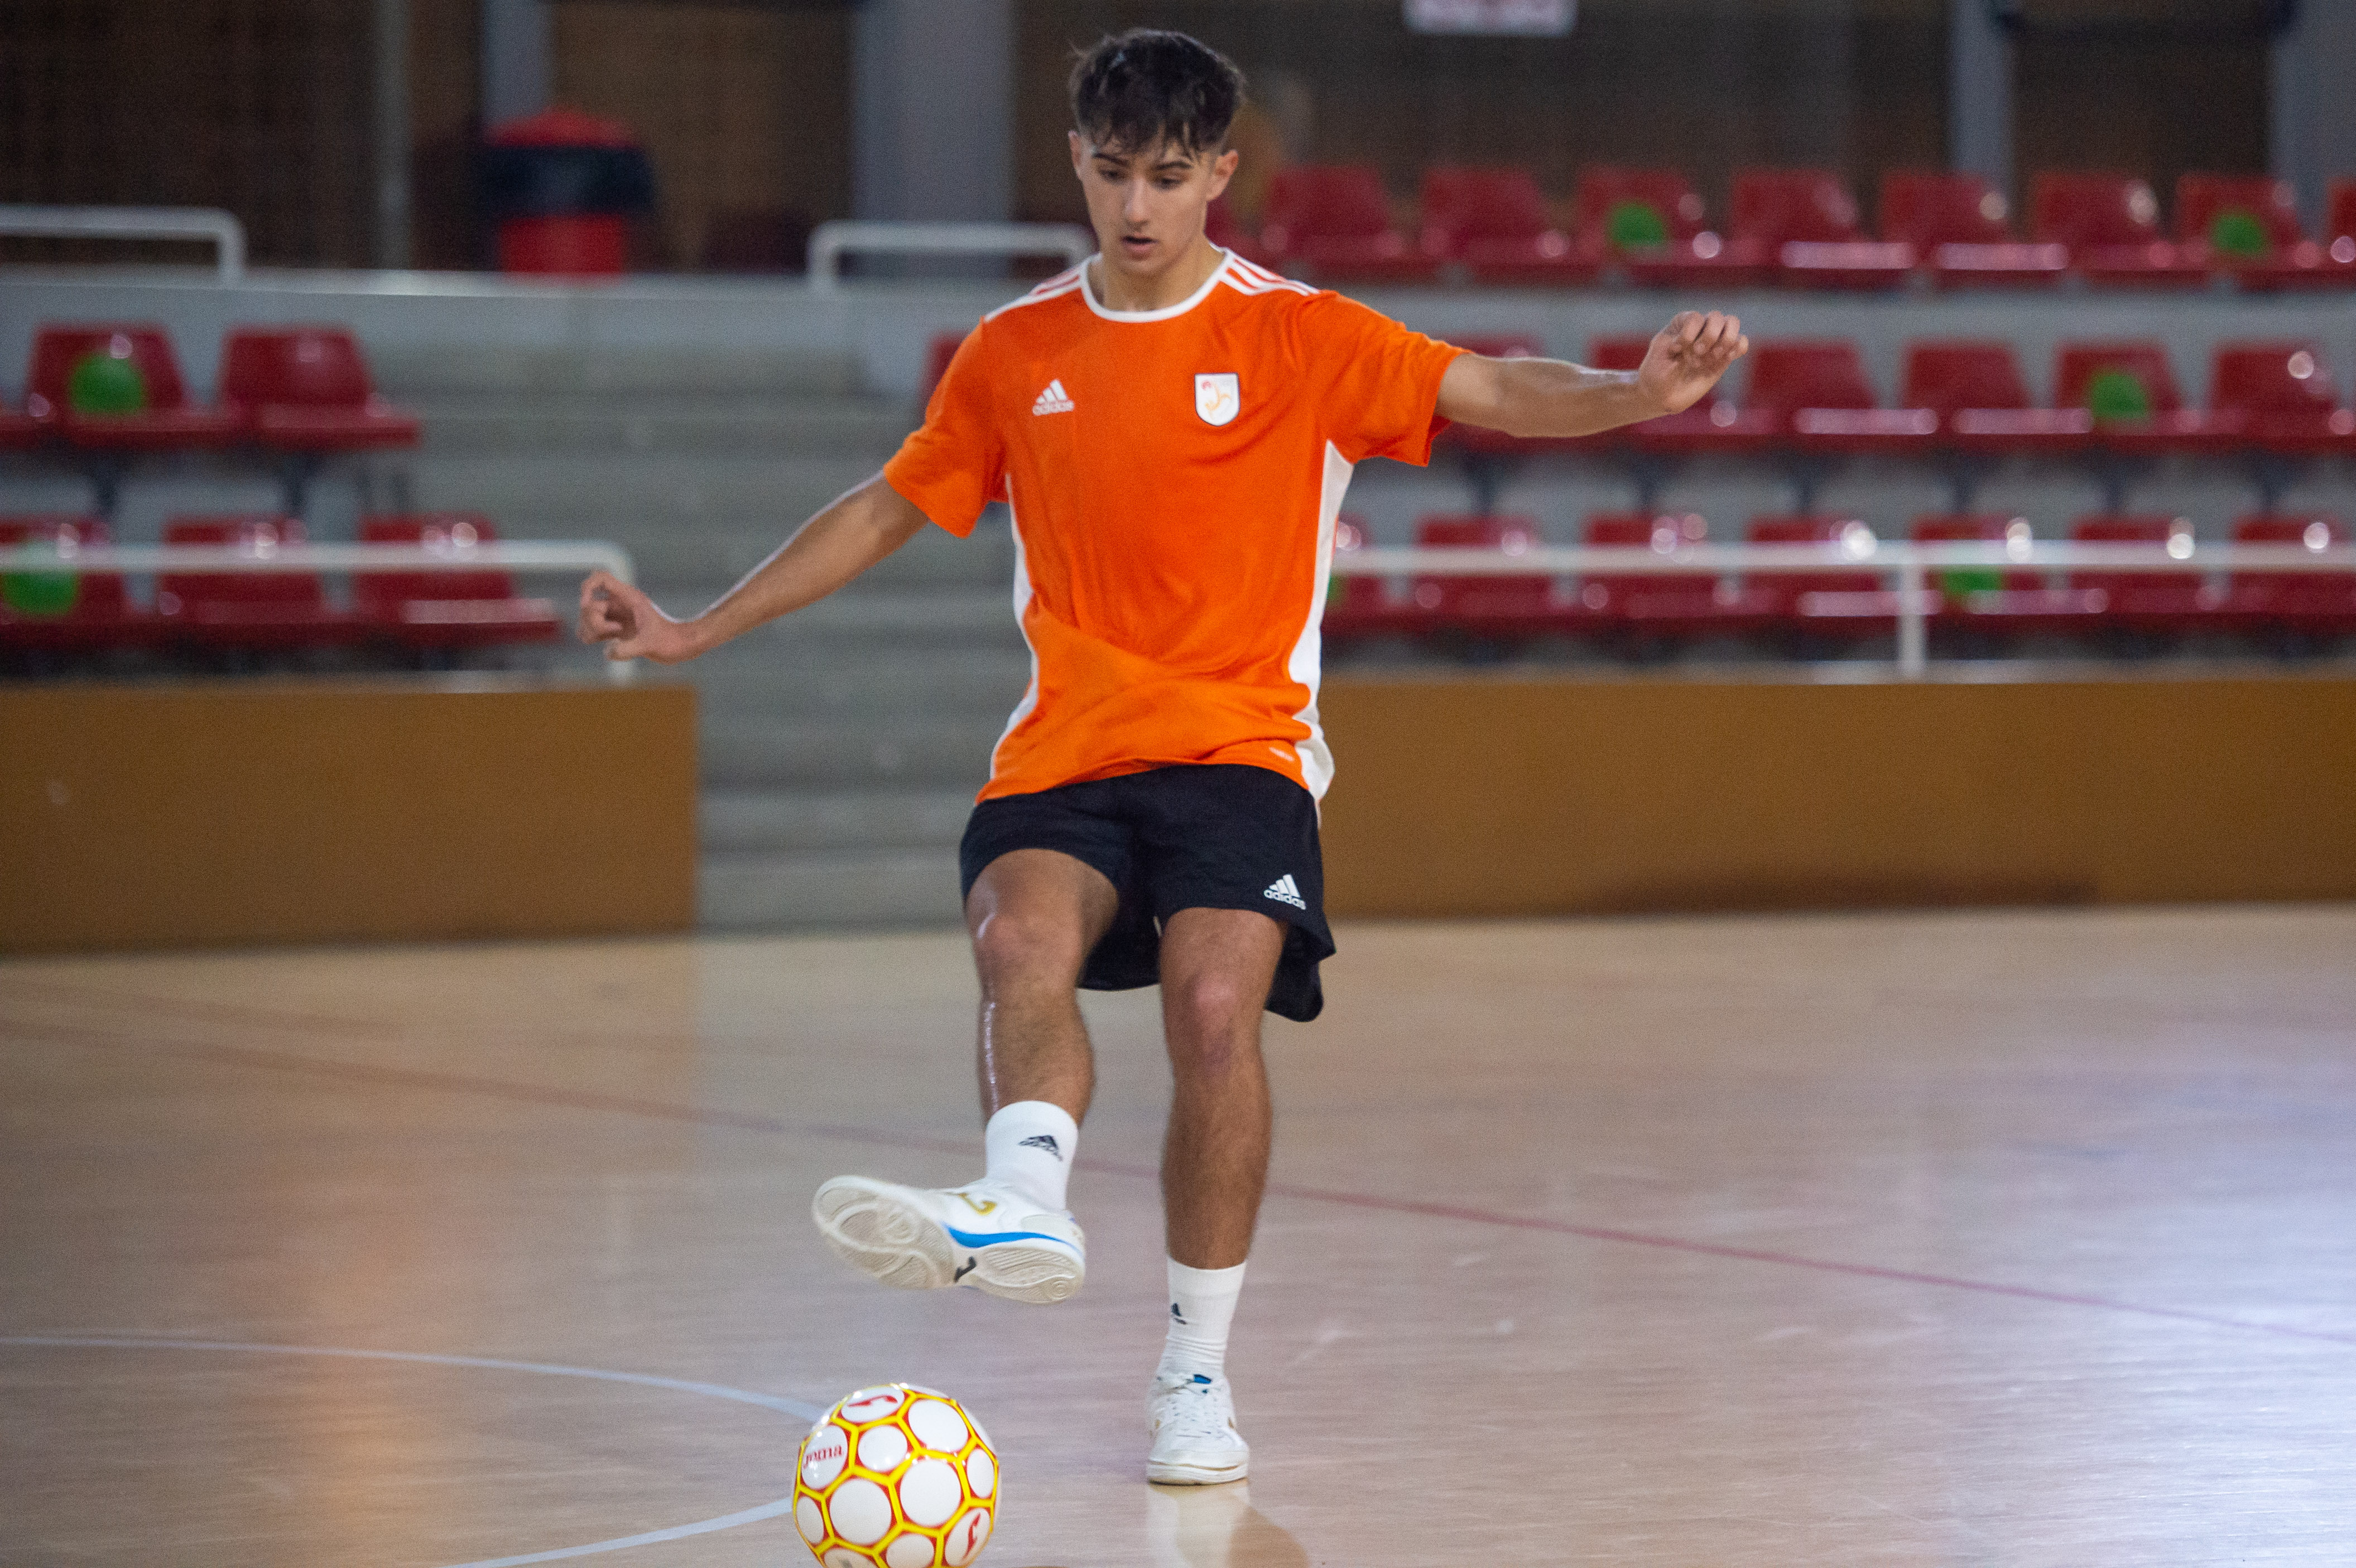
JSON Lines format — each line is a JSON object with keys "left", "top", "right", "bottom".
{"left": 1068, "top": 29, "right": 1245, "bottom": 157}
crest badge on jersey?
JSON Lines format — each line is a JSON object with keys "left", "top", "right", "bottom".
{"left": 1195, "top": 372, "right": 1240, "bottom": 427}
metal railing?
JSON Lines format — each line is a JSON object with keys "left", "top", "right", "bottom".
{"left": 0, "top": 205, "right": 247, "bottom": 282}
{"left": 0, "top": 540, "right": 634, "bottom": 680}
{"left": 1334, "top": 539, "right": 2356, "bottom": 677}
{"left": 806, "top": 220, "right": 1092, "bottom": 294}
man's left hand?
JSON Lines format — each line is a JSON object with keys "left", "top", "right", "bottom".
{"left": 1638, "top": 311, "right": 1749, "bottom": 416}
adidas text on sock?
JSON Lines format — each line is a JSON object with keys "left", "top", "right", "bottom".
{"left": 983, "top": 1100, "right": 1079, "bottom": 1212}
{"left": 1159, "top": 1257, "right": 1246, "bottom": 1383}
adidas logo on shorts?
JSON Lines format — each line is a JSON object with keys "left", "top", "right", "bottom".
{"left": 1032, "top": 379, "right": 1074, "bottom": 416}
{"left": 1263, "top": 874, "right": 1306, "bottom": 910}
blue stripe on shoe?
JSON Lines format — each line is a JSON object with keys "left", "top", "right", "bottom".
{"left": 945, "top": 1225, "right": 1074, "bottom": 1250}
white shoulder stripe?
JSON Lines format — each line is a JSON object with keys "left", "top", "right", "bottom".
{"left": 983, "top": 273, "right": 1085, "bottom": 321}
{"left": 1229, "top": 257, "right": 1315, "bottom": 293}
{"left": 1220, "top": 271, "right": 1316, "bottom": 299}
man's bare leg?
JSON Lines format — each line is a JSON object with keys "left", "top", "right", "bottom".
{"left": 810, "top": 847, "right": 1112, "bottom": 1303}
{"left": 1148, "top": 904, "right": 1284, "bottom": 1484}
{"left": 965, "top": 848, "right": 1118, "bottom": 1123}
{"left": 1157, "top": 907, "right": 1284, "bottom": 1267}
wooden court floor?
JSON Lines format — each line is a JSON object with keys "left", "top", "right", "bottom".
{"left": 4, "top": 907, "right": 2353, "bottom": 1566}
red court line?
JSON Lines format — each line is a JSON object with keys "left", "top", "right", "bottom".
{"left": 15, "top": 1019, "right": 2354, "bottom": 1350}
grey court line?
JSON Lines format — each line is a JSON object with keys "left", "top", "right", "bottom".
{"left": 0, "top": 1335, "right": 823, "bottom": 1567}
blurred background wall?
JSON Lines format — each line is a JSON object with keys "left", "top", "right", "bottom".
{"left": 0, "top": 0, "right": 2282, "bottom": 272}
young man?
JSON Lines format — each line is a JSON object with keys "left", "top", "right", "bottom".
{"left": 578, "top": 30, "right": 1745, "bottom": 1487}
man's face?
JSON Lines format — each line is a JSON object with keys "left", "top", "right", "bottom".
{"left": 1069, "top": 132, "right": 1239, "bottom": 280}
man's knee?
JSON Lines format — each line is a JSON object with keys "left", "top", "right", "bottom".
{"left": 972, "top": 909, "right": 1088, "bottom": 994}
{"left": 1166, "top": 971, "right": 1264, "bottom": 1076}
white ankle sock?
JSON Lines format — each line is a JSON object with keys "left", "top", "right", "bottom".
{"left": 1158, "top": 1258, "right": 1246, "bottom": 1383}
{"left": 982, "top": 1101, "right": 1079, "bottom": 1212}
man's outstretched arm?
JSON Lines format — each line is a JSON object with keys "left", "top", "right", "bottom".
{"left": 1435, "top": 309, "right": 1749, "bottom": 440}
{"left": 577, "top": 473, "right": 932, "bottom": 664}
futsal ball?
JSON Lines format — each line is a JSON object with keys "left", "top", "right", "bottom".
{"left": 794, "top": 1383, "right": 997, "bottom": 1567}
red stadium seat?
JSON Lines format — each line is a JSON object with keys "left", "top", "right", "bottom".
{"left": 1410, "top": 514, "right": 1559, "bottom": 633}
{"left": 0, "top": 395, "right": 44, "bottom": 450}
{"left": 2030, "top": 174, "right": 2209, "bottom": 286}
{"left": 1912, "top": 513, "right": 2040, "bottom": 599}
{"left": 1903, "top": 340, "right": 2091, "bottom": 454}
{"left": 1731, "top": 168, "right": 1915, "bottom": 288}
{"left": 1419, "top": 167, "right": 1599, "bottom": 285}
{"left": 157, "top": 514, "right": 361, "bottom": 649}
{"left": 1745, "top": 514, "right": 1886, "bottom": 620}
{"left": 1743, "top": 340, "right": 1936, "bottom": 454}
{"left": 1323, "top": 515, "right": 1407, "bottom": 641}
{"left": 2067, "top": 514, "right": 2214, "bottom": 626}
{"left": 1878, "top": 170, "right": 2069, "bottom": 286}
{"left": 1574, "top": 167, "right": 1768, "bottom": 286}
{"left": 217, "top": 327, "right": 420, "bottom": 452}
{"left": 2208, "top": 342, "right": 2356, "bottom": 455}
{"left": 2173, "top": 174, "right": 2347, "bottom": 290}
{"left": 1573, "top": 511, "right": 1726, "bottom": 629}
{"left": 25, "top": 324, "right": 243, "bottom": 449}
{"left": 0, "top": 516, "right": 156, "bottom": 654}
{"left": 2224, "top": 514, "right": 2356, "bottom": 631}
{"left": 1912, "top": 513, "right": 2104, "bottom": 631}
{"left": 355, "top": 514, "right": 560, "bottom": 649}
{"left": 1258, "top": 165, "right": 1440, "bottom": 282}
{"left": 1589, "top": 334, "right": 1778, "bottom": 454}
{"left": 2325, "top": 180, "right": 2356, "bottom": 265}
{"left": 2054, "top": 342, "right": 2245, "bottom": 455}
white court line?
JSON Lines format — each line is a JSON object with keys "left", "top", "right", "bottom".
{"left": 0, "top": 1335, "right": 824, "bottom": 1567}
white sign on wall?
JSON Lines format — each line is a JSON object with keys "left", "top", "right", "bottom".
{"left": 1404, "top": 0, "right": 1575, "bottom": 36}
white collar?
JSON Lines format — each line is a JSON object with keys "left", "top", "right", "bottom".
{"left": 1080, "top": 247, "right": 1232, "bottom": 323}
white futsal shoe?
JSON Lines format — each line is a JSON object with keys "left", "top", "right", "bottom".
{"left": 811, "top": 1174, "right": 1085, "bottom": 1305}
{"left": 1146, "top": 1372, "right": 1251, "bottom": 1485}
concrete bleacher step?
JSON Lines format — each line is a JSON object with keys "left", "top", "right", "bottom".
{"left": 372, "top": 344, "right": 868, "bottom": 398}
{"left": 412, "top": 395, "right": 913, "bottom": 459}
{"left": 408, "top": 455, "right": 900, "bottom": 531}
{"left": 651, "top": 586, "right": 1027, "bottom": 648}
{"left": 701, "top": 787, "right": 974, "bottom": 853}
{"left": 699, "top": 845, "right": 964, "bottom": 930}
{"left": 701, "top": 714, "right": 1001, "bottom": 790}
{"left": 374, "top": 338, "right": 1012, "bottom": 933}
{"left": 597, "top": 528, "right": 1014, "bottom": 593}
{"left": 689, "top": 647, "right": 1030, "bottom": 716}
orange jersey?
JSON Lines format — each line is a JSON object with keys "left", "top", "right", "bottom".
{"left": 883, "top": 250, "right": 1464, "bottom": 802}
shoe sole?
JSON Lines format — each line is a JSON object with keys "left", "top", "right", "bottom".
{"left": 811, "top": 1179, "right": 1084, "bottom": 1305}
{"left": 1145, "top": 1454, "right": 1250, "bottom": 1485}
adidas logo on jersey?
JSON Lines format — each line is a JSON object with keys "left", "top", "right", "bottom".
{"left": 1018, "top": 1133, "right": 1063, "bottom": 1160}
{"left": 1032, "top": 379, "right": 1074, "bottom": 416}
{"left": 1263, "top": 874, "right": 1306, "bottom": 910}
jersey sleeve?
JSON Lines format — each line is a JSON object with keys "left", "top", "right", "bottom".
{"left": 1301, "top": 292, "right": 1468, "bottom": 468}
{"left": 882, "top": 323, "right": 1004, "bottom": 538}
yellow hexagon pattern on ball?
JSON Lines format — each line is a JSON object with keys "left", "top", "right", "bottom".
{"left": 794, "top": 1383, "right": 998, "bottom": 1567}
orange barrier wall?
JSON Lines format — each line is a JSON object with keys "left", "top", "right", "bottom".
{"left": 0, "top": 680, "right": 696, "bottom": 953}
{"left": 1318, "top": 672, "right": 2356, "bottom": 916}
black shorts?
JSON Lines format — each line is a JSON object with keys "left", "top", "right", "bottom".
{"left": 958, "top": 763, "right": 1334, "bottom": 1022}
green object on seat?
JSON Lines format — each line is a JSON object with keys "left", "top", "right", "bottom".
{"left": 1939, "top": 567, "right": 2004, "bottom": 597}
{"left": 2208, "top": 208, "right": 2271, "bottom": 260}
{"left": 67, "top": 347, "right": 147, "bottom": 415}
{"left": 2, "top": 568, "right": 79, "bottom": 617}
{"left": 1606, "top": 199, "right": 1670, "bottom": 253}
{"left": 2084, "top": 367, "right": 2153, "bottom": 423}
